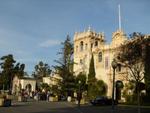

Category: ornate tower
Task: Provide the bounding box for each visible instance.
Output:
[73,27,105,76]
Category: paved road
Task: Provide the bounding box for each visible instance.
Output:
[0,101,80,113]
[0,100,150,113]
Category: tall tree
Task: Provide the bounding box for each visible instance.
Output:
[33,61,51,79]
[88,54,96,81]
[0,54,16,90]
[0,54,25,90]
[87,54,97,99]
[53,35,74,96]
[143,36,150,97]
[117,32,150,113]
[14,63,25,78]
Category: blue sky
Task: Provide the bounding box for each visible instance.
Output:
[0,0,149,74]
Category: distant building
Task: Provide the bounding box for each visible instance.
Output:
[12,76,36,95]
[12,72,62,95]
[43,73,62,86]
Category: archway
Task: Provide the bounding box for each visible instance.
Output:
[18,83,22,92]
[14,84,17,95]
[116,80,124,101]
[80,41,84,51]
[25,84,32,95]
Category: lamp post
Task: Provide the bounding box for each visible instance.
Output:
[78,80,81,108]
[111,59,118,113]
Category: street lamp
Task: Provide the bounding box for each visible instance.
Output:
[78,80,81,108]
[111,59,118,113]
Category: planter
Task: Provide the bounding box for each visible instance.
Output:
[49,96,58,102]
[0,98,4,107]
[67,96,72,102]
[0,98,11,107]
[80,99,85,104]
[75,99,85,105]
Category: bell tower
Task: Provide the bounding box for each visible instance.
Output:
[73,27,105,76]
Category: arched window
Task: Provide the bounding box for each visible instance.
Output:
[85,43,88,50]
[76,46,78,52]
[80,59,83,64]
[95,41,98,47]
[80,41,84,51]
[91,43,93,49]
[25,84,32,92]
[116,64,121,72]
[98,52,102,62]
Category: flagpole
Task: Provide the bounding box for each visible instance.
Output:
[118,4,121,30]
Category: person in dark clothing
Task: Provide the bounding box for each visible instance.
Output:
[77,92,82,107]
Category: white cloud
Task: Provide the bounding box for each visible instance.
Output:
[39,39,61,47]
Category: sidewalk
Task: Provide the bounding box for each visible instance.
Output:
[118,104,150,108]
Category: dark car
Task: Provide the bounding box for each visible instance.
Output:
[90,96,117,106]
[58,95,67,101]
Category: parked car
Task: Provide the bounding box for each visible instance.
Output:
[61,96,67,101]
[58,95,67,101]
[90,96,117,106]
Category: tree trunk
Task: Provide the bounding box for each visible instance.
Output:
[137,82,141,113]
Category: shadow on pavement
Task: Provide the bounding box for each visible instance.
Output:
[30,103,150,113]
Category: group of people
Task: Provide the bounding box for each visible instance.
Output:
[34,90,51,101]
[18,89,82,103]
[19,89,51,101]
